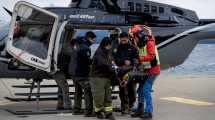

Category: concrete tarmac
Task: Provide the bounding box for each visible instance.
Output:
[0,74,215,120]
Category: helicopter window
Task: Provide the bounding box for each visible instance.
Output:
[69,0,91,8]
[151,6,157,13]
[144,4,150,13]
[101,0,121,12]
[159,7,165,14]
[175,16,196,25]
[136,3,142,13]
[89,0,105,9]
[128,2,134,12]
[171,8,184,15]
[12,7,55,60]
[89,0,99,8]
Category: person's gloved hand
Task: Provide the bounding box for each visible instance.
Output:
[120,80,128,87]
[142,25,152,37]
[120,73,129,87]
[112,64,119,71]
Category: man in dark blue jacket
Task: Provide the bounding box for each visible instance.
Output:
[73,31,96,117]
[114,32,138,115]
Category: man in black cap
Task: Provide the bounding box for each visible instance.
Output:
[73,31,96,117]
[114,32,138,115]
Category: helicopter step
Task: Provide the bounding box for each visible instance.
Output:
[6,79,119,102]
[14,91,119,97]
[5,96,118,102]
[14,92,75,96]
[5,79,119,115]
[12,84,75,88]
[5,96,75,102]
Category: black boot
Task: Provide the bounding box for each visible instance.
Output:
[84,111,95,117]
[96,111,105,119]
[105,112,116,120]
[56,99,64,110]
[121,108,129,115]
[140,112,153,119]
[73,109,84,115]
[130,103,144,118]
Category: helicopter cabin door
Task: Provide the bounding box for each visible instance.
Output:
[7,1,59,72]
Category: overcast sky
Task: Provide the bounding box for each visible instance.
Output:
[0,0,214,21]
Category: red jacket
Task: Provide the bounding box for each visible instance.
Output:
[139,36,160,75]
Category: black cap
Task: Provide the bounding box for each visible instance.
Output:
[86,31,97,38]
[119,32,129,38]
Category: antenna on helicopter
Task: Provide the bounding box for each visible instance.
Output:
[3,7,21,20]
[3,7,12,16]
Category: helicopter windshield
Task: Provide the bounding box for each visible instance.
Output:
[12,6,55,59]
[7,2,59,72]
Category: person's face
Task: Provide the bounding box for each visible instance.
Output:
[88,37,96,44]
[120,37,129,45]
[105,44,112,50]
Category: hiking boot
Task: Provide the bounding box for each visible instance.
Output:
[140,112,153,119]
[84,111,95,117]
[121,109,129,115]
[73,109,84,115]
[130,103,144,118]
[57,106,72,111]
[96,111,105,119]
[105,113,116,120]
[56,106,64,110]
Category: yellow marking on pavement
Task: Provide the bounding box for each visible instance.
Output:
[160,97,214,106]
[0,100,17,106]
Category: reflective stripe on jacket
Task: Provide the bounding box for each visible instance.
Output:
[139,36,160,75]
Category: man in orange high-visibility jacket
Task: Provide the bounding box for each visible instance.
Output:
[129,25,160,119]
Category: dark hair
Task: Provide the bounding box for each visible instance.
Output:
[119,32,129,38]
[100,37,112,48]
[111,28,121,35]
[86,31,96,39]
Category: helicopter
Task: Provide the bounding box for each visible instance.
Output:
[0,0,214,79]
[0,0,214,115]
[0,0,214,106]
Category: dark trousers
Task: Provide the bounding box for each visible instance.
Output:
[90,77,113,113]
[73,78,93,113]
[54,72,71,109]
[119,79,136,111]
